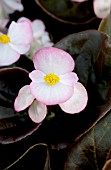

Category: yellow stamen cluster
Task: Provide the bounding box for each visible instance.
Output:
[44,73,60,86]
[0,34,10,44]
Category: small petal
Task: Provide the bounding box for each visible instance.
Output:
[33,47,74,75]
[17,17,31,24]
[59,82,88,114]
[32,19,45,38]
[30,82,74,105]
[41,32,51,44]
[29,70,45,83]
[60,72,78,86]
[8,21,33,53]
[28,100,47,123]
[93,0,111,18]
[3,0,24,13]
[0,44,20,66]
[14,85,35,112]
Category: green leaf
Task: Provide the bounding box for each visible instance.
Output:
[64,110,111,170]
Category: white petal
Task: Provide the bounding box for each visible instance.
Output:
[14,85,35,112]
[32,19,45,38]
[30,82,74,105]
[33,47,74,75]
[59,82,88,114]
[94,0,111,18]
[41,32,51,44]
[9,43,31,54]
[28,100,47,123]
[8,21,33,53]
[0,44,20,66]
[29,70,45,83]
[2,0,23,14]
[60,72,78,86]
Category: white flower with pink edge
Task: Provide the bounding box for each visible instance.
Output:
[14,47,88,123]
[0,20,33,66]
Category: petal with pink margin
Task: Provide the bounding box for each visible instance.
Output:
[8,21,33,53]
[14,85,35,112]
[30,81,74,105]
[28,100,47,123]
[33,47,74,75]
[0,43,20,66]
[59,82,88,114]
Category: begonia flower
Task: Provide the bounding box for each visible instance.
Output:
[17,17,53,60]
[0,0,24,18]
[0,20,33,66]
[29,47,88,110]
[71,0,111,19]
[14,85,47,123]
[29,47,78,105]
[14,47,88,123]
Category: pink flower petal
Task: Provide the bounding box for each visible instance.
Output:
[60,72,78,86]
[29,70,45,83]
[59,82,88,114]
[30,82,74,105]
[32,19,45,38]
[8,21,33,53]
[17,17,31,24]
[93,0,111,18]
[28,100,47,123]
[0,44,20,66]
[33,47,74,75]
[14,85,35,112]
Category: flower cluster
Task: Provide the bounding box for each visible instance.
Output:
[71,0,111,19]
[17,17,54,60]
[0,0,88,124]
[14,47,88,123]
[0,20,33,66]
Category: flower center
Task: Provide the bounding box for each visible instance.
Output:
[0,34,10,44]
[44,73,60,86]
